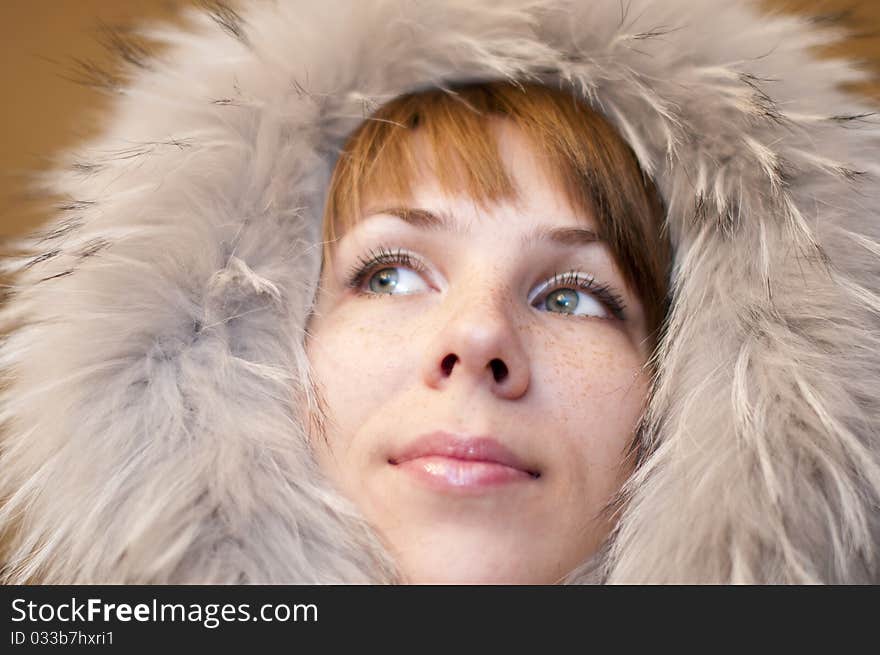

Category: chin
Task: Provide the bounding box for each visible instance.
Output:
[370,507,592,585]
[401,563,559,585]
[391,543,567,585]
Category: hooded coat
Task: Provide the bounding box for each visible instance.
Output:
[1,0,879,585]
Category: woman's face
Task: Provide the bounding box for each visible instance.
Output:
[304,120,651,583]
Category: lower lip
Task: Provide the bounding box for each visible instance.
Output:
[394,456,535,492]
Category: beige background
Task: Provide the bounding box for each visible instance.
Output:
[1,0,879,238]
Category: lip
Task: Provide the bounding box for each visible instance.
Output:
[389,431,540,492]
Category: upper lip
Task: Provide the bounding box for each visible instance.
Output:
[389,431,539,477]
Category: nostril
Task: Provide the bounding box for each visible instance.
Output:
[441,353,457,376]
[489,358,508,382]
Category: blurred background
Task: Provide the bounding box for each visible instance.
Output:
[1,0,879,239]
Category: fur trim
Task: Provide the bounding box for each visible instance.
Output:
[1,0,878,583]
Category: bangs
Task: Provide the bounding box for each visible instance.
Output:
[321,80,671,355]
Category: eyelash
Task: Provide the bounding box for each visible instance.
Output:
[344,245,628,321]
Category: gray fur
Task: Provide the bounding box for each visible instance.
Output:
[1,0,878,583]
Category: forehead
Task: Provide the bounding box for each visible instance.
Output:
[362,118,596,234]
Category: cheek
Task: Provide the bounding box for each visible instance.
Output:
[306,303,420,446]
[532,322,646,479]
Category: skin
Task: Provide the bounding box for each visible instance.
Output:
[304,119,651,584]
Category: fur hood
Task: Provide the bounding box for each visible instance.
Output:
[1,0,879,584]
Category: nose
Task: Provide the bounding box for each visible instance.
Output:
[421,290,530,400]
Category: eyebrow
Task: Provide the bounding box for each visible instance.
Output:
[367,206,606,249]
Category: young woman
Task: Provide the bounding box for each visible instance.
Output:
[0,0,878,584]
[304,81,671,583]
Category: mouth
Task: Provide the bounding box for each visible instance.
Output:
[388,431,541,492]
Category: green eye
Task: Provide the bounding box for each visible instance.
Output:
[369,268,399,293]
[347,247,429,296]
[531,270,624,320]
[359,263,428,295]
[541,287,606,318]
[545,288,579,313]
